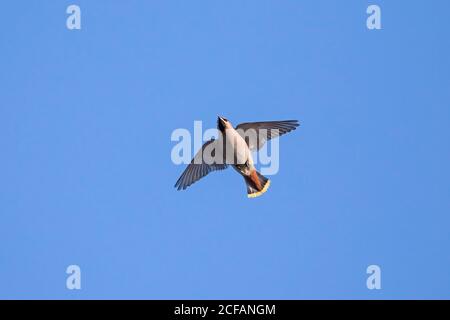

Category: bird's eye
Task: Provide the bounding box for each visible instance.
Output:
[223,118,228,122]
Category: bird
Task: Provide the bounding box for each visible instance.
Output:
[174,116,299,198]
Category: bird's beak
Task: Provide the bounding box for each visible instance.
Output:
[218,116,225,123]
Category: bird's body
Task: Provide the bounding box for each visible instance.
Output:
[175,116,299,198]
[223,127,250,166]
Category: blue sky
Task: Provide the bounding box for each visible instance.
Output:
[1,1,449,299]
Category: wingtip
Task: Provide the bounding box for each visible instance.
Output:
[290,120,300,127]
[281,119,300,129]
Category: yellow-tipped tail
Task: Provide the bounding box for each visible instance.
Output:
[247,179,271,198]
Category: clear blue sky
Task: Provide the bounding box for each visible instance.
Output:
[1,1,449,299]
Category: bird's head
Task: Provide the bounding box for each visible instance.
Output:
[217,116,232,132]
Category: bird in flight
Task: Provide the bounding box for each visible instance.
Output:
[175,116,299,198]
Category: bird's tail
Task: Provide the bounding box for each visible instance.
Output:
[244,170,271,198]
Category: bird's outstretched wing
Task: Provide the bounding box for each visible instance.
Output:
[235,120,299,151]
[174,139,228,190]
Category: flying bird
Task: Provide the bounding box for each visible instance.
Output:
[174,116,299,198]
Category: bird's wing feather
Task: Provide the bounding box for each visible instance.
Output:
[235,120,299,151]
[174,139,228,190]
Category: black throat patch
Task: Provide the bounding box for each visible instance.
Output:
[217,119,226,132]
